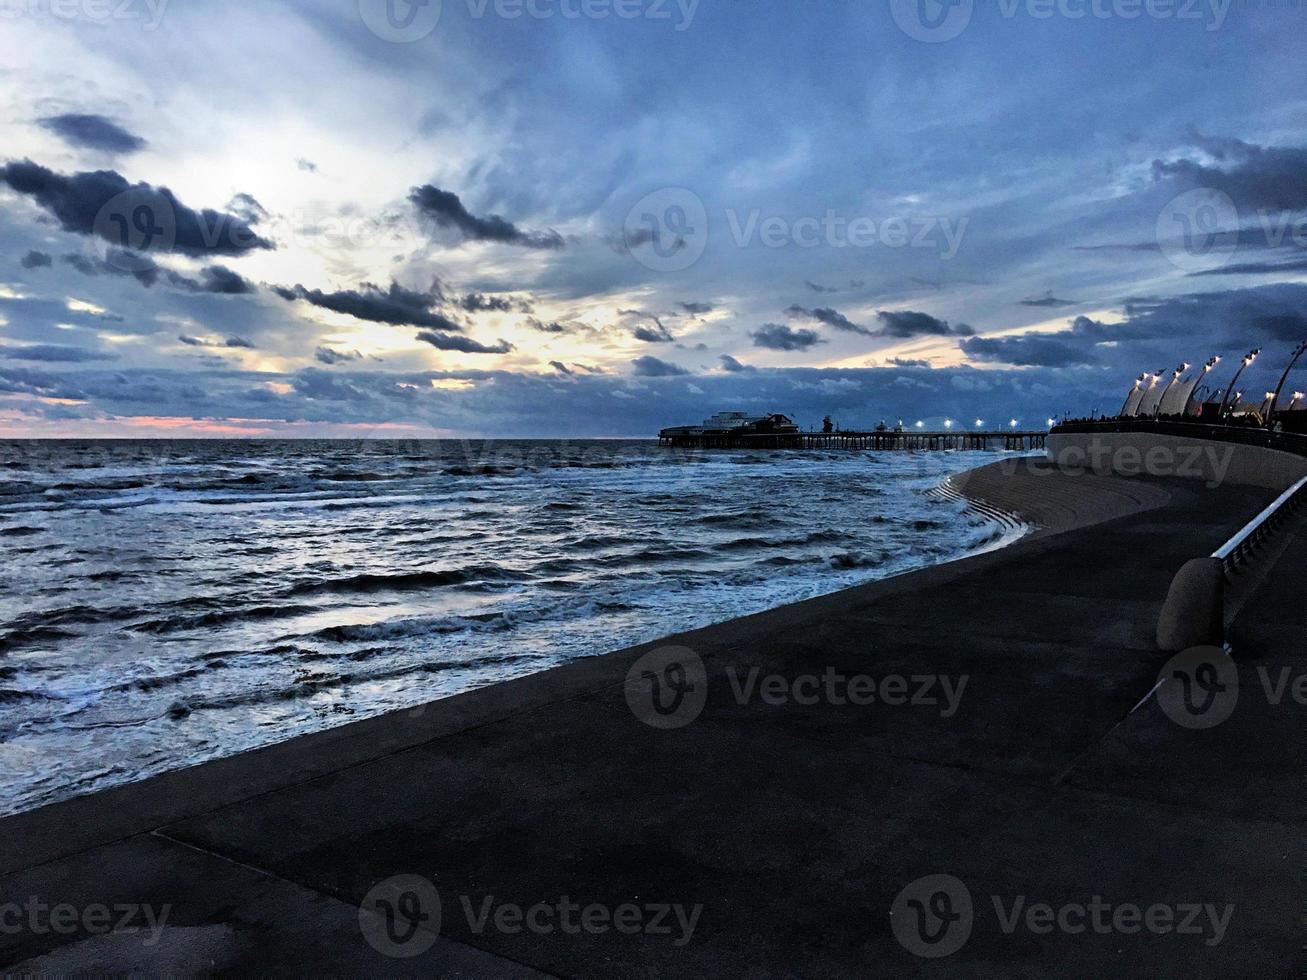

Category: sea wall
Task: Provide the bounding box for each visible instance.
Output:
[1046,431,1307,490]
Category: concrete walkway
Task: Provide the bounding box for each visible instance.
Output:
[1,463,1302,976]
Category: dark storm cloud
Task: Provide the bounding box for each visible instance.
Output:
[1019,292,1077,307]
[631,355,689,377]
[679,301,713,314]
[38,114,146,154]
[274,281,461,331]
[409,184,564,249]
[415,331,514,354]
[0,161,273,257]
[875,310,974,338]
[178,335,255,349]
[960,333,1098,368]
[1188,257,1307,277]
[0,342,115,362]
[785,305,874,336]
[315,347,363,365]
[621,310,674,343]
[1153,136,1307,212]
[719,354,755,372]
[60,250,255,294]
[20,250,52,269]
[526,317,571,334]
[752,323,823,351]
[959,284,1307,374]
[457,291,520,313]
[549,360,573,375]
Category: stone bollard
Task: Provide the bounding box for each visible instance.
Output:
[1156,557,1226,652]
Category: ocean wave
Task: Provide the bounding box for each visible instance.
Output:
[287,564,532,596]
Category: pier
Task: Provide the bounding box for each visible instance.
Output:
[657,428,1049,451]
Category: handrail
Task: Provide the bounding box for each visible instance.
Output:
[1212,474,1307,572]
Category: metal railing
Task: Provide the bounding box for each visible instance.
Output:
[1212,474,1307,577]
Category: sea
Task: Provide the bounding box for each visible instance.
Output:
[0,439,1029,815]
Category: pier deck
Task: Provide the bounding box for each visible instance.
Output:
[1,461,1302,976]
[658,429,1048,450]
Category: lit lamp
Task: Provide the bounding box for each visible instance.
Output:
[915,420,925,429]
[975,419,984,428]
[1183,355,1222,416]
[1009,419,1019,429]
[1046,417,1056,429]
[1265,340,1307,429]
[944,419,953,430]
[1219,348,1261,417]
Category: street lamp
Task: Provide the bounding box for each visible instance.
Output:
[944,419,953,430]
[1266,340,1307,428]
[915,420,925,429]
[975,419,984,428]
[1009,419,1019,429]
[1183,356,1221,416]
[1219,348,1261,417]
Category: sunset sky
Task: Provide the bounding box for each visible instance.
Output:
[2,0,1306,436]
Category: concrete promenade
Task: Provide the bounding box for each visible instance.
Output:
[1,460,1303,976]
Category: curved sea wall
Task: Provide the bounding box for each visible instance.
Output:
[1046,431,1307,490]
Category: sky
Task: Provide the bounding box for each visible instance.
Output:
[1,0,1306,437]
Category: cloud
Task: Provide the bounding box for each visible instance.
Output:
[61,250,255,294]
[621,310,674,343]
[960,333,1098,367]
[679,301,713,314]
[0,342,115,362]
[1019,292,1077,307]
[415,331,514,354]
[719,354,755,372]
[549,360,573,375]
[889,357,931,368]
[526,317,571,334]
[805,281,840,293]
[20,250,52,269]
[631,355,689,377]
[297,158,319,173]
[274,280,459,331]
[315,346,363,365]
[457,291,523,313]
[786,305,874,336]
[178,334,255,349]
[1153,135,1307,211]
[1188,257,1307,277]
[0,160,274,257]
[38,114,146,154]
[876,310,974,337]
[409,184,563,249]
[752,323,823,351]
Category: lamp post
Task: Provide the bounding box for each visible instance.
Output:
[1266,340,1307,428]
[1218,349,1261,417]
[1183,356,1221,416]
[1154,363,1189,417]
[1120,374,1145,417]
